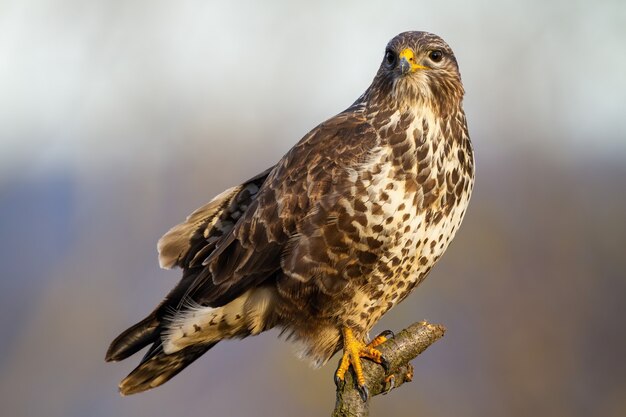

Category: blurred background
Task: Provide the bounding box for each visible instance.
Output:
[1,0,625,416]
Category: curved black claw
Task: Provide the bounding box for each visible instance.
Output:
[334,374,345,389]
[334,359,345,389]
[380,355,390,372]
[378,329,395,339]
[382,375,395,395]
[357,384,370,402]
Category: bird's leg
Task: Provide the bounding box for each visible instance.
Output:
[334,327,389,401]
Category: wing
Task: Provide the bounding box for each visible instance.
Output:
[157,167,273,270]
[107,105,378,370]
[187,105,380,305]
[106,168,274,362]
[278,111,383,295]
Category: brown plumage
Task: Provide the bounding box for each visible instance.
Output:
[106,31,474,397]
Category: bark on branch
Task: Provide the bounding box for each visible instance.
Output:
[332,321,446,417]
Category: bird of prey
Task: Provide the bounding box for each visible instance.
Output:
[106,31,474,400]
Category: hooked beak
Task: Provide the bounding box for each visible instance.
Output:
[399,48,429,74]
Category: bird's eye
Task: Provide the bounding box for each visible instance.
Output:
[429,50,443,63]
[384,50,397,68]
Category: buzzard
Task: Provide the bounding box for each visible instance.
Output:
[106,31,474,400]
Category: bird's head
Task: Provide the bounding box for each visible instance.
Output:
[369,31,464,116]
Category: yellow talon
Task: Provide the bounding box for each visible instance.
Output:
[368,334,389,349]
[404,363,414,382]
[335,328,367,386]
[334,327,387,401]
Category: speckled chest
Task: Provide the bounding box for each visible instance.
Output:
[342,109,474,331]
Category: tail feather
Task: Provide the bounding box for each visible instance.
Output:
[107,169,275,394]
[106,267,202,363]
[106,309,218,396]
[118,342,217,396]
[106,315,160,362]
[106,270,210,393]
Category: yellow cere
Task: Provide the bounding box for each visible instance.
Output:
[399,48,429,72]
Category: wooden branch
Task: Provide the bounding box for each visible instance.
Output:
[332,321,446,417]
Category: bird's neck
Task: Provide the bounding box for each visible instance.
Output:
[360,73,464,120]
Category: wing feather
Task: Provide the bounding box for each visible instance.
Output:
[157,167,273,270]
[189,106,379,303]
